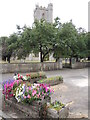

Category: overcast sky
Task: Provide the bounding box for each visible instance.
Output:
[0,0,89,37]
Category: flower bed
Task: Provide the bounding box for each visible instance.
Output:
[5,96,51,118]
[47,101,69,118]
[37,76,63,86]
[2,77,54,118]
[14,72,47,83]
[1,73,69,118]
[2,79,23,99]
[26,72,47,83]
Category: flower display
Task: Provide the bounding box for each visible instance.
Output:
[13,73,27,81]
[2,74,54,104]
[2,79,22,99]
[15,84,26,102]
[14,83,53,103]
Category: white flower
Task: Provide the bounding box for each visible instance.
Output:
[23,76,27,80]
[15,84,25,102]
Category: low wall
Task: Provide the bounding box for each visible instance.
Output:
[1,62,62,74]
[71,62,89,69]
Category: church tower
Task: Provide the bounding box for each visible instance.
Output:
[34,3,53,23]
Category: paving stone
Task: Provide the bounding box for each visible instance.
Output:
[0,110,11,118]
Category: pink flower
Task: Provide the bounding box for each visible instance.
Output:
[29,87,31,90]
[50,89,52,93]
[39,92,40,95]
[33,90,36,94]
[37,87,39,90]
[26,89,28,92]
[32,92,34,96]
[37,94,39,98]
[45,88,48,92]
[24,96,26,99]
[27,94,31,99]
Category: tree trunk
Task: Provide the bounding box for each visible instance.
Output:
[76,57,79,62]
[7,55,11,63]
[2,56,6,61]
[55,57,59,62]
[69,57,72,66]
[40,44,43,62]
[40,51,43,62]
[88,57,90,61]
[7,57,10,63]
[56,58,58,62]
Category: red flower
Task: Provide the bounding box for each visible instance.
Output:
[26,74,28,77]
[18,74,20,77]
[21,76,23,79]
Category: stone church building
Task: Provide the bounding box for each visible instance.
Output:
[34,3,53,23]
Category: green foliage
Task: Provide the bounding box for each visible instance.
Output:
[38,76,63,83]
[15,19,60,62]
[49,100,65,111]
[56,21,78,58]
[0,17,89,62]
[0,36,8,61]
[26,72,47,80]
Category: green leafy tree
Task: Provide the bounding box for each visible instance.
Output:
[54,20,78,64]
[17,19,60,62]
[76,28,88,60]
[0,36,8,61]
[15,26,32,60]
[31,19,58,62]
[87,32,90,60]
[5,33,18,63]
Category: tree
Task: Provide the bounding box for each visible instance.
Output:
[55,21,79,64]
[87,32,90,60]
[17,19,59,62]
[15,26,32,60]
[0,36,8,61]
[76,28,88,60]
[31,19,59,62]
[3,33,18,63]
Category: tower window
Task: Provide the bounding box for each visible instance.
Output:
[42,13,44,16]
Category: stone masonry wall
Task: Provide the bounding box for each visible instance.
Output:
[1,62,62,73]
[71,62,89,69]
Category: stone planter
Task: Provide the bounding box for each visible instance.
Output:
[27,77,47,84]
[5,96,51,118]
[47,104,69,118]
[37,77,63,86]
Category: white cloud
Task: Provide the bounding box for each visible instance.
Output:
[0,0,89,37]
